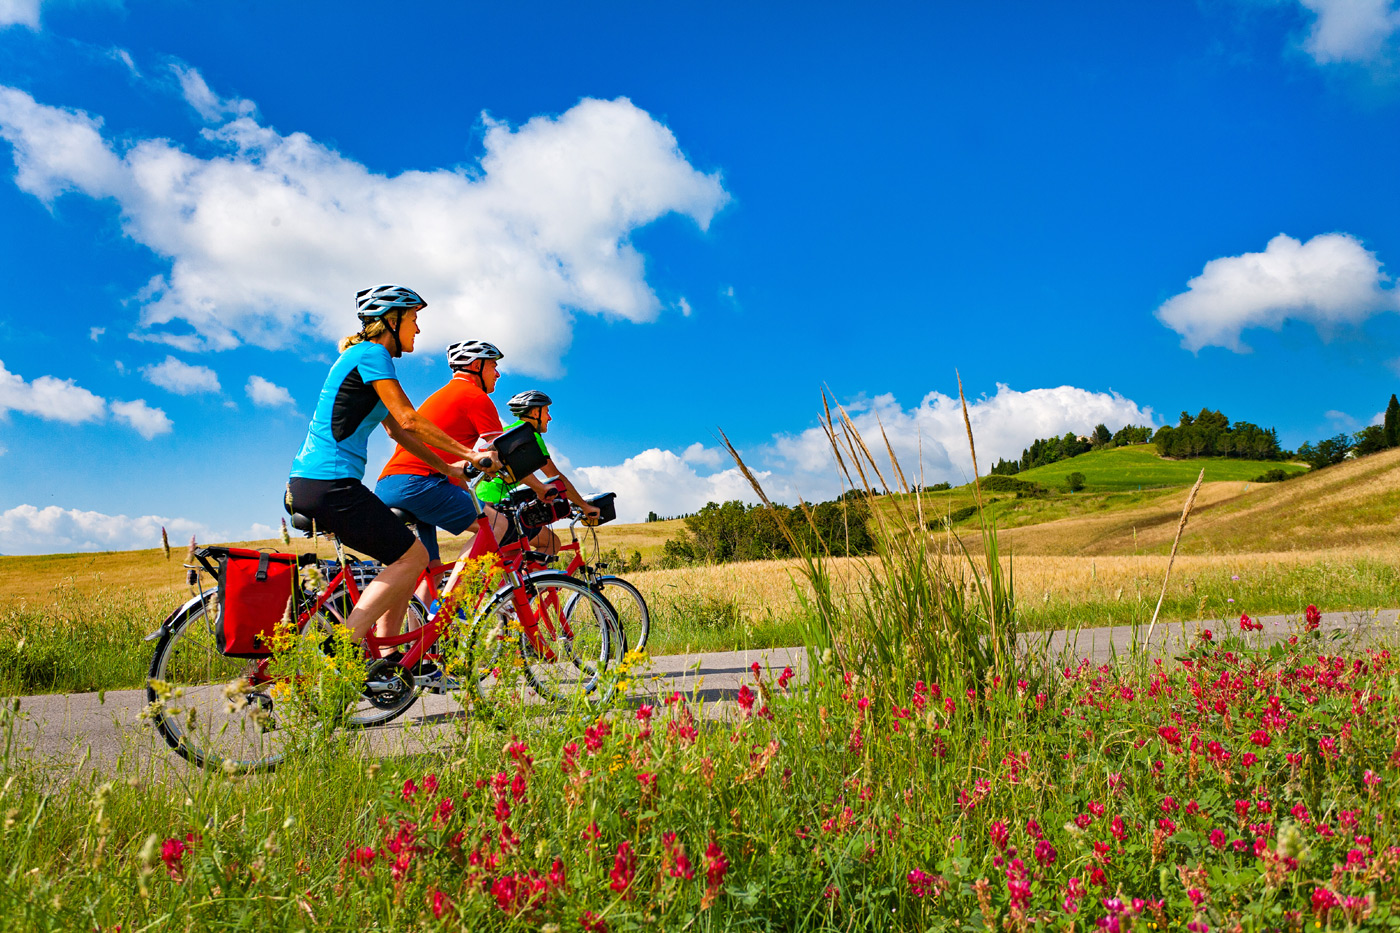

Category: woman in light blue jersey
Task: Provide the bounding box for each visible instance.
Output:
[286,285,495,648]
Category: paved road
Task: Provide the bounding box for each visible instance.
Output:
[7,609,1396,777]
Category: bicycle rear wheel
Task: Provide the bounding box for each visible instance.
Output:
[467,573,617,705]
[146,595,288,773]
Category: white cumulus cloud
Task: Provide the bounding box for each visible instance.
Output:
[0,358,106,423]
[573,448,781,523]
[771,384,1157,499]
[0,0,40,29]
[141,354,220,394]
[1296,0,1400,65]
[0,77,729,377]
[0,504,241,555]
[110,398,171,438]
[572,383,1156,521]
[681,442,724,468]
[1155,232,1397,352]
[245,374,294,408]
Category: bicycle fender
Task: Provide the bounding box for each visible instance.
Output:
[144,589,217,642]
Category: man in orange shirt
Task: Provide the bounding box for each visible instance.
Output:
[375,340,508,563]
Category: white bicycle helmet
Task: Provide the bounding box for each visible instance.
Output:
[508,390,553,417]
[447,340,504,372]
[355,284,426,321]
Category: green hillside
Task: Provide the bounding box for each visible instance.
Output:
[881,445,1314,538]
[1012,444,1308,491]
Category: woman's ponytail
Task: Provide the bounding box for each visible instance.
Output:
[338,312,401,353]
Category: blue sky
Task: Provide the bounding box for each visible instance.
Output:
[2,0,1399,553]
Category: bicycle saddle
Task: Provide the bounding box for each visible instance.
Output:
[289,512,316,535]
[389,507,421,525]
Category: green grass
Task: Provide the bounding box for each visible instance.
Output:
[2,630,1397,929]
[1018,553,1400,631]
[1012,444,1308,491]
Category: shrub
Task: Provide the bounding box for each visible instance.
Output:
[1065,471,1086,492]
[1251,468,1292,483]
[927,505,978,528]
[977,475,1036,494]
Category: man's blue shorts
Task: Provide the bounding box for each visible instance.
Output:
[374,473,480,562]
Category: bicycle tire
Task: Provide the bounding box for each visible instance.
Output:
[592,575,649,653]
[146,593,288,773]
[466,572,618,706]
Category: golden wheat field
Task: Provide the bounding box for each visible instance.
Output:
[616,545,1400,622]
[2,446,1396,624]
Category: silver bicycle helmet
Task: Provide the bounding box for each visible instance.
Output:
[508,389,553,417]
[355,284,426,321]
[447,340,504,371]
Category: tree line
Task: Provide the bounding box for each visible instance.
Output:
[1294,394,1400,470]
[990,424,1153,476]
[659,497,875,568]
[1151,409,1283,461]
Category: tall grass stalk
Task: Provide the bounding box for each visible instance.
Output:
[1145,467,1205,644]
[722,386,1020,702]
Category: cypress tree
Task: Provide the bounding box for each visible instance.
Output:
[1385,394,1400,448]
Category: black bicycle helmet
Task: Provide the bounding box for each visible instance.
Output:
[508,390,553,417]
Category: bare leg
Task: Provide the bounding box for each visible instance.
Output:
[530,527,562,556]
[348,540,428,649]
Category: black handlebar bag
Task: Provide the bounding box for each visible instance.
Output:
[212,547,298,658]
[493,422,548,484]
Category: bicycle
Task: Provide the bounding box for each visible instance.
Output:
[519,490,651,654]
[144,476,621,773]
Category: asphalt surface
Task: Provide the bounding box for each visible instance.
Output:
[7,609,1396,777]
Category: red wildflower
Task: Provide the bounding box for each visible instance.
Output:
[736,684,755,715]
[160,837,189,881]
[581,911,608,933]
[908,867,934,898]
[1250,729,1271,748]
[1305,605,1321,632]
[609,841,637,898]
[1034,838,1057,867]
[1199,629,1214,642]
[428,887,453,919]
[778,666,794,690]
[705,840,729,887]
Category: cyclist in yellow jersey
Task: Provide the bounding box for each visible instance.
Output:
[477,390,599,554]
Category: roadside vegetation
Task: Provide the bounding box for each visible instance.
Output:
[2,399,1397,930]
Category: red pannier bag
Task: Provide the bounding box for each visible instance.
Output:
[213,547,299,659]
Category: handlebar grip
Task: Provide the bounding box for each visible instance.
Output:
[462,462,482,480]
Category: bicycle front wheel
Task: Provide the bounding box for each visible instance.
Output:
[146,594,288,773]
[593,575,650,653]
[468,573,617,705]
